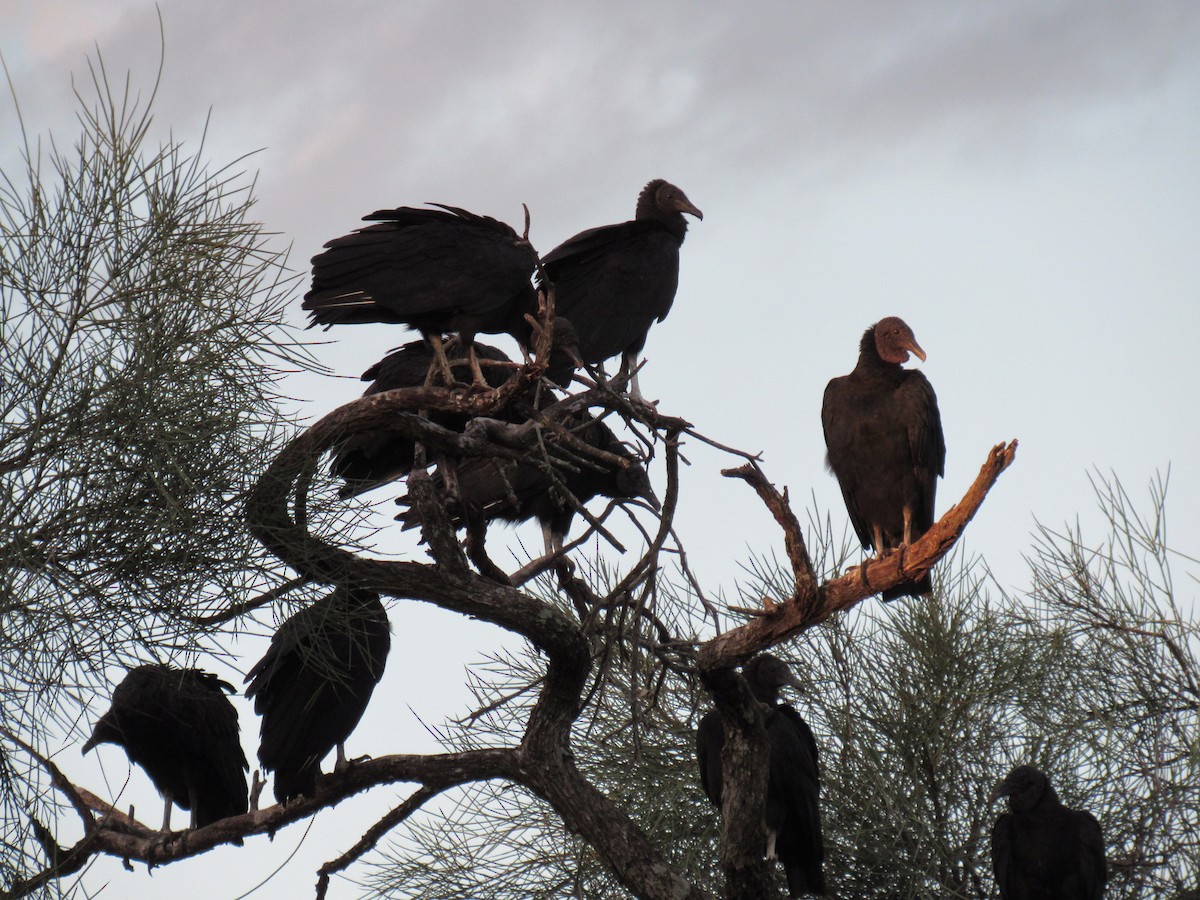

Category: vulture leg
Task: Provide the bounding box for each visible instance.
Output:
[466,341,492,389]
[871,525,886,558]
[766,828,778,861]
[249,771,265,811]
[424,332,457,386]
[621,350,644,402]
[542,522,568,557]
[902,505,916,546]
[334,742,349,773]
[161,797,173,832]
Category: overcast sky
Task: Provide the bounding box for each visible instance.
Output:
[5,2,1200,897]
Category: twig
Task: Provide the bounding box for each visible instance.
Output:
[315,785,445,900]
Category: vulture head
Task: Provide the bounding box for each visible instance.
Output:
[872,316,926,365]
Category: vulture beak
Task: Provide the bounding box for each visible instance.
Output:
[989,774,1014,803]
[907,339,927,363]
[680,199,704,220]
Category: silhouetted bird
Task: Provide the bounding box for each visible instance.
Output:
[83,665,248,832]
[821,317,945,600]
[395,411,657,557]
[696,654,825,897]
[245,587,391,804]
[303,204,538,385]
[540,179,702,399]
[991,765,1106,899]
[331,321,582,499]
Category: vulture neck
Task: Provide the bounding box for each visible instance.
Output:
[1013,780,1059,814]
[855,329,898,374]
[635,185,690,242]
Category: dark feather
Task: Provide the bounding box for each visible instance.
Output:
[331,323,581,498]
[695,654,825,897]
[991,765,1106,899]
[821,317,945,600]
[303,204,538,346]
[245,587,391,804]
[395,411,656,548]
[539,179,701,371]
[83,665,248,830]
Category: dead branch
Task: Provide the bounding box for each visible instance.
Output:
[315,785,446,900]
[699,440,1018,671]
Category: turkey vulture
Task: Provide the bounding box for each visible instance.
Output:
[83,665,248,832]
[696,654,825,897]
[245,587,391,804]
[821,317,945,600]
[302,204,538,385]
[991,765,1106,899]
[395,410,657,557]
[539,179,702,399]
[331,321,582,499]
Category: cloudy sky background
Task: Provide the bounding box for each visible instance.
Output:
[5,2,1199,897]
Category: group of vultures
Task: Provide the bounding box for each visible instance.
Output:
[83,180,1105,897]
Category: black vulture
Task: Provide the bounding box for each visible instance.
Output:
[331,339,513,499]
[302,204,539,385]
[331,321,582,499]
[696,654,825,897]
[821,317,945,600]
[83,665,248,832]
[395,410,657,557]
[991,765,1106,899]
[539,179,702,399]
[244,586,391,804]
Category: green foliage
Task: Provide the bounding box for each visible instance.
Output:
[0,56,313,892]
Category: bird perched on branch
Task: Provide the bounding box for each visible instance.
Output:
[83,665,248,833]
[394,409,657,573]
[991,765,1106,899]
[331,321,582,499]
[696,654,825,897]
[821,316,945,600]
[303,204,539,386]
[245,586,391,804]
[539,179,702,399]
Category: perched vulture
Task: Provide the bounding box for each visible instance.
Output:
[991,765,1106,899]
[83,665,248,832]
[331,321,582,499]
[245,587,391,804]
[821,317,945,600]
[331,339,513,499]
[302,204,538,384]
[395,410,657,557]
[696,654,825,897]
[539,179,702,399]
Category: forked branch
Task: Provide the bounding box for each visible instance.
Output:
[700,440,1018,669]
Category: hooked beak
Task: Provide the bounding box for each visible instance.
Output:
[680,199,704,220]
[907,339,927,363]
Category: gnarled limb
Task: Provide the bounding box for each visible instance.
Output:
[701,440,1018,670]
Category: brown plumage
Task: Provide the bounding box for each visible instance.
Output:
[821,317,945,600]
[539,179,702,399]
